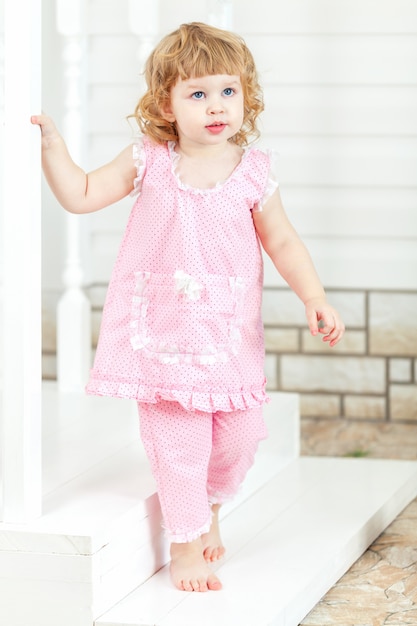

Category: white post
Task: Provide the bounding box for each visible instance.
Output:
[56,0,91,392]
[0,1,4,363]
[1,0,42,521]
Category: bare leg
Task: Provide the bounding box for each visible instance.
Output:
[170,538,222,592]
[201,504,226,562]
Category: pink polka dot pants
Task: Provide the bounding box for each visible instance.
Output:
[138,400,268,543]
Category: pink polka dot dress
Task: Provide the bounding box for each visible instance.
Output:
[86,136,278,412]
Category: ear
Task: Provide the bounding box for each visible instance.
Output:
[161,102,176,123]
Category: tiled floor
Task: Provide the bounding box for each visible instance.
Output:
[300,417,417,626]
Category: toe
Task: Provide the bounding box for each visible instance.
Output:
[212,548,220,561]
[205,546,225,562]
[203,547,213,562]
[207,573,222,591]
[182,579,193,592]
[210,549,218,562]
[198,577,209,592]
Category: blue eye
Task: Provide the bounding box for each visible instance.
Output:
[192,91,205,100]
[223,87,234,97]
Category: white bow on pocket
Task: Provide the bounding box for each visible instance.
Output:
[174,270,204,301]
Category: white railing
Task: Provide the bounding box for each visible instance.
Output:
[1,0,42,522]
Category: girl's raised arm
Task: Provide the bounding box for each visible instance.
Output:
[31,114,137,214]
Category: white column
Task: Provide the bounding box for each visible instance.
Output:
[1,0,42,521]
[0,1,4,355]
[56,0,91,392]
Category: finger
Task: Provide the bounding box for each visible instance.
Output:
[318,310,337,334]
[307,310,319,336]
[324,324,345,347]
[31,113,50,129]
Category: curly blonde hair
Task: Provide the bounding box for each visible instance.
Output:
[129,22,264,146]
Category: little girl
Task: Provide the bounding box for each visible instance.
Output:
[32,22,344,593]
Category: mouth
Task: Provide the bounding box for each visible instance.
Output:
[206,122,226,134]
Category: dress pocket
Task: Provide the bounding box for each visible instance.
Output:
[129,270,244,364]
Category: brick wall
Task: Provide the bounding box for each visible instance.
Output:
[263,288,417,422]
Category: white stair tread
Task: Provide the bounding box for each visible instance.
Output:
[96,456,417,626]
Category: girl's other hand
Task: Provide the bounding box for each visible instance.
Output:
[305,298,345,347]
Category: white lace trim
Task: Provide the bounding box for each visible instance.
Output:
[130,136,146,197]
[130,138,279,208]
[253,148,279,212]
[168,141,252,195]
[163,515,212,543]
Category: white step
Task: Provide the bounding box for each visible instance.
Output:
[96,456,417,626]
[0,387,299,626]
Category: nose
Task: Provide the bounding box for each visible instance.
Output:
[207,96,224,114]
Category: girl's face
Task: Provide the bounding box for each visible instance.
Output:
[162,74,244,148]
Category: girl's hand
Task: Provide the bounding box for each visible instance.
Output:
[305,298,345,347]
[30,114,61,149]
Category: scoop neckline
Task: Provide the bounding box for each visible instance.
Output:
[167,141,251,193]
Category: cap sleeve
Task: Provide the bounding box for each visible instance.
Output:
[253,149,279,212]
[130,135,146,197]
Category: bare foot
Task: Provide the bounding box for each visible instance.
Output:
[170,538,222,592]
[201,504,226,563]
